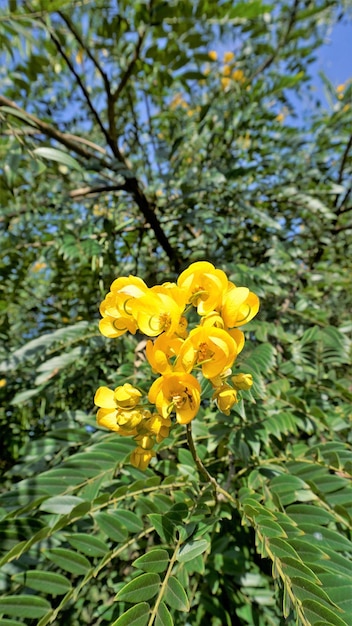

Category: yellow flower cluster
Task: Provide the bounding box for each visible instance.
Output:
[94,261,259,469]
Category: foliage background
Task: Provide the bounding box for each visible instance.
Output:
[0,1,351,625]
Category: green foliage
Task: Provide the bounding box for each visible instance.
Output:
[0,0,351,625]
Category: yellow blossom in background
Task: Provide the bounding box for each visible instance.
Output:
[221,77,231,90]
[222,64,232,77]
[336,83,345,94]
[170,93,188,109]
[223,51,235,63]
[149,372,201,424]
[213,384,238,415]
[32,261,47,272]
[0,378,6,388]
[276,113,285,123]
[208,50,218,61]
[232,373,253,390]
[130,446,156,470]
[232,69,245,83]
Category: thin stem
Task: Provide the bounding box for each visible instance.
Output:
[186,423,237,506]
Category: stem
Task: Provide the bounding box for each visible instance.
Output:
[186,423,237,506]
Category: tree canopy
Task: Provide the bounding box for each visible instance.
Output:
[0,1,351,625]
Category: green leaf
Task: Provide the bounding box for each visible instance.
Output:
[33,147,82,171]
[44,548,91,574]
[298,525,352,552]
[110,603,150,626]
[133,549,169,573]
[39,495,86,514]
[11,571,71,595]
[302,598,348,626]
[155,601,173,626]
[177,539,209,563]
[115,573,160,602]
[163,576,189,611]
[94,512,128,542]
[111,510,144,533]
[65,533,107,556]
[290,576,338,608]
[0,596,51,619]
[148,514,175,543]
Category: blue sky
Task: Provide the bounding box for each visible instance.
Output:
[313,17,351,99]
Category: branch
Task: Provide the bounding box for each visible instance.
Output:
[249,0,299,81]
[112,29,146,103]
[43,20,120,158]
[69,184,128,198]
[56,10,118,147]
[0,94,182,271]
[0,94,109,164]
[57,11,111,97]
[334,134,352,208]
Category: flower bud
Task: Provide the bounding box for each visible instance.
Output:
[114,383,142,409]
[212,384,238,415]
[130,446,156,470]
[231,373,253,390]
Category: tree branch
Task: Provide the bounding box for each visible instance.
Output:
[112,29,146,103]
[69,184,128,198]
[249,0,300,81]
[334,133,352,208]
[0,94,109,163]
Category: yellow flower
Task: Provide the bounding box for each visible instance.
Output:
[32,261,47,272]
[232,69,245,83]
[213,384,238,415]
[0,378,6,388]
[114,383,142,409]
[132,285,186,337]
[130,446,156,470]
[276,113,285,123]
[200,311,225,329]
[95,407,139,435]
[336,83,345,93]
[208,50,218,61]
[134,434,155,450]
[177,326,238,379]
[177,261,228,315]
[148,372,201,424]
[145,413,172,442]
[94,385,146,434]
[170,93,188,110]
[221,77,231,90]
[223,51,235,63]
[222,64,231,77]
[99,275,149,337]
[116,408,147,430]
[232,373,253,390]
[99,314,137,338]
[220,282,259,327]
[146,333,184,374]
[94,384,141,410]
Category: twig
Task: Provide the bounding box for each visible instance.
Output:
[0,94,109,164]
[249,0,299,81]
